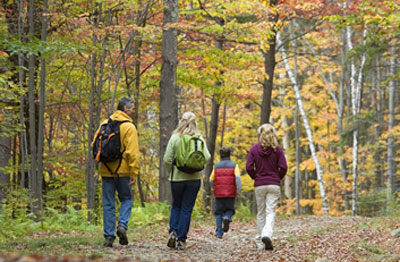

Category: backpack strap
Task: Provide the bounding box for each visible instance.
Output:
[105,119,133,176]
[104,159,123,176]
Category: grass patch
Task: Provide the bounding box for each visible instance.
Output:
[1,234,105,257]
[350,240,385,257]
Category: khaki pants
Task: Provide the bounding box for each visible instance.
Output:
[254,185,280,240]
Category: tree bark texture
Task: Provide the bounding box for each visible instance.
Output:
[36,0,48,214]
[159,0,178,203]
[28,0,41,219]
[260,0,279,125]
[85,2,99,221]
[387,46,396,195]
[203,95,220,212]
[0,136,11,203]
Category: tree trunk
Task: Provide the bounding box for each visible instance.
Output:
[295,102,301,215]
[0,136,11,203]
[373,56,385,188]
[277,32,329,215]
[159,0,178,203]
[85,1,100,222]
[201,89,208,140]
[17,0,28,189]
[260,30,277,125]
[203,94,220,212]
[346,26,367,216]
[28,0,40,219]
[339,29,350,210]
[260,0,279,124]
[219,104,227,148]
[36,0,48,214]
[280,86,292,199]
[387,46,395,197]
[133,0,146,207]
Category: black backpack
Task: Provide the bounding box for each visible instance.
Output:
[92,118,131,175]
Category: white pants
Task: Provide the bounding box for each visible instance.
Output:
[254,185,280,240]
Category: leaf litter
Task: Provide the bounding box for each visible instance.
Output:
[2,216,400,262]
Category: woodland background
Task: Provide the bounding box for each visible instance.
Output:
[0,0,399,230]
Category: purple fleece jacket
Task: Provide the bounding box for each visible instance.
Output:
[246,143,287,187]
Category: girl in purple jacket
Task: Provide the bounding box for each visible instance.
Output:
[246,123,287,250]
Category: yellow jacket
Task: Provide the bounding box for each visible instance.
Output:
[92,110,139,180]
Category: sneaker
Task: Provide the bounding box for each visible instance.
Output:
[117,226,129,245]
[215,234,223,239]
[261,236,273,250]
[176,240,186,250]
[167,231,177,248]
[103,236,114,247]
[223,217,230,232]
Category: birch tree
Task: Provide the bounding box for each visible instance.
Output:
[277,32,329,215]
[304,34,350,210]
[345,26,367,215]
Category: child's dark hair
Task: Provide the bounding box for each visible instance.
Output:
[219,146,231,158]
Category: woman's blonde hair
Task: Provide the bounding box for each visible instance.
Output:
[257,123,278,150]
[173,112,199,136]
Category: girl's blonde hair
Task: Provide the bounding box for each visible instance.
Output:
[173,112,199,136]
[257,123,278,150]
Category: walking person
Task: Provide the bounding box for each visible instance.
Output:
[93,97,139,247]
[163,112,211,250]
[246,123,287,250]
[210,146,241,238]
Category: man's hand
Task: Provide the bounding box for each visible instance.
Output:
[129,178,136,186]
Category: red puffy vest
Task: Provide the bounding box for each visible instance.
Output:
[213,159,237,198]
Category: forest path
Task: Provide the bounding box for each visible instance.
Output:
[105,216,400,262]
[2,216,400,262]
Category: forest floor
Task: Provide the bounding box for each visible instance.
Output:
[1,215,400,262]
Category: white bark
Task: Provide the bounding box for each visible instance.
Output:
[346,26,367,215]
[277,32,329,215]
[280,85,292,199]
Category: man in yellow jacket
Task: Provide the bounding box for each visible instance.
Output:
[93,97,139,247]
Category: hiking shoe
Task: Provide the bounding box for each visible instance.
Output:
[103,236,114,247]
[167,231,177,248]
[223,217,230,232]
[176,240,186,250]
[117,226,129,245]
[215,234,223,239]
[262,236,273,250]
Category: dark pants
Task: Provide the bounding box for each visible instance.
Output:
[214,197,236,237]
[169,180,201,242]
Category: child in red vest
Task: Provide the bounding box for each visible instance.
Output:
[210,146,241,238]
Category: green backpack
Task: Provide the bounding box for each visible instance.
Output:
[175,134,207,174]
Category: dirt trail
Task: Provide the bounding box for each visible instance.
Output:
[103,216,400,262]
[2,216,399,262]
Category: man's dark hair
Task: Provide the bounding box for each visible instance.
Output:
[117,97,135,111]
[219,146,231,158]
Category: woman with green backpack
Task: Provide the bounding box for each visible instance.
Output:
[163,112,211,250]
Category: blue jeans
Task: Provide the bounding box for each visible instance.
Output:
[169,180,201,241]
[214,197,236,236]
[102,177,133,238]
